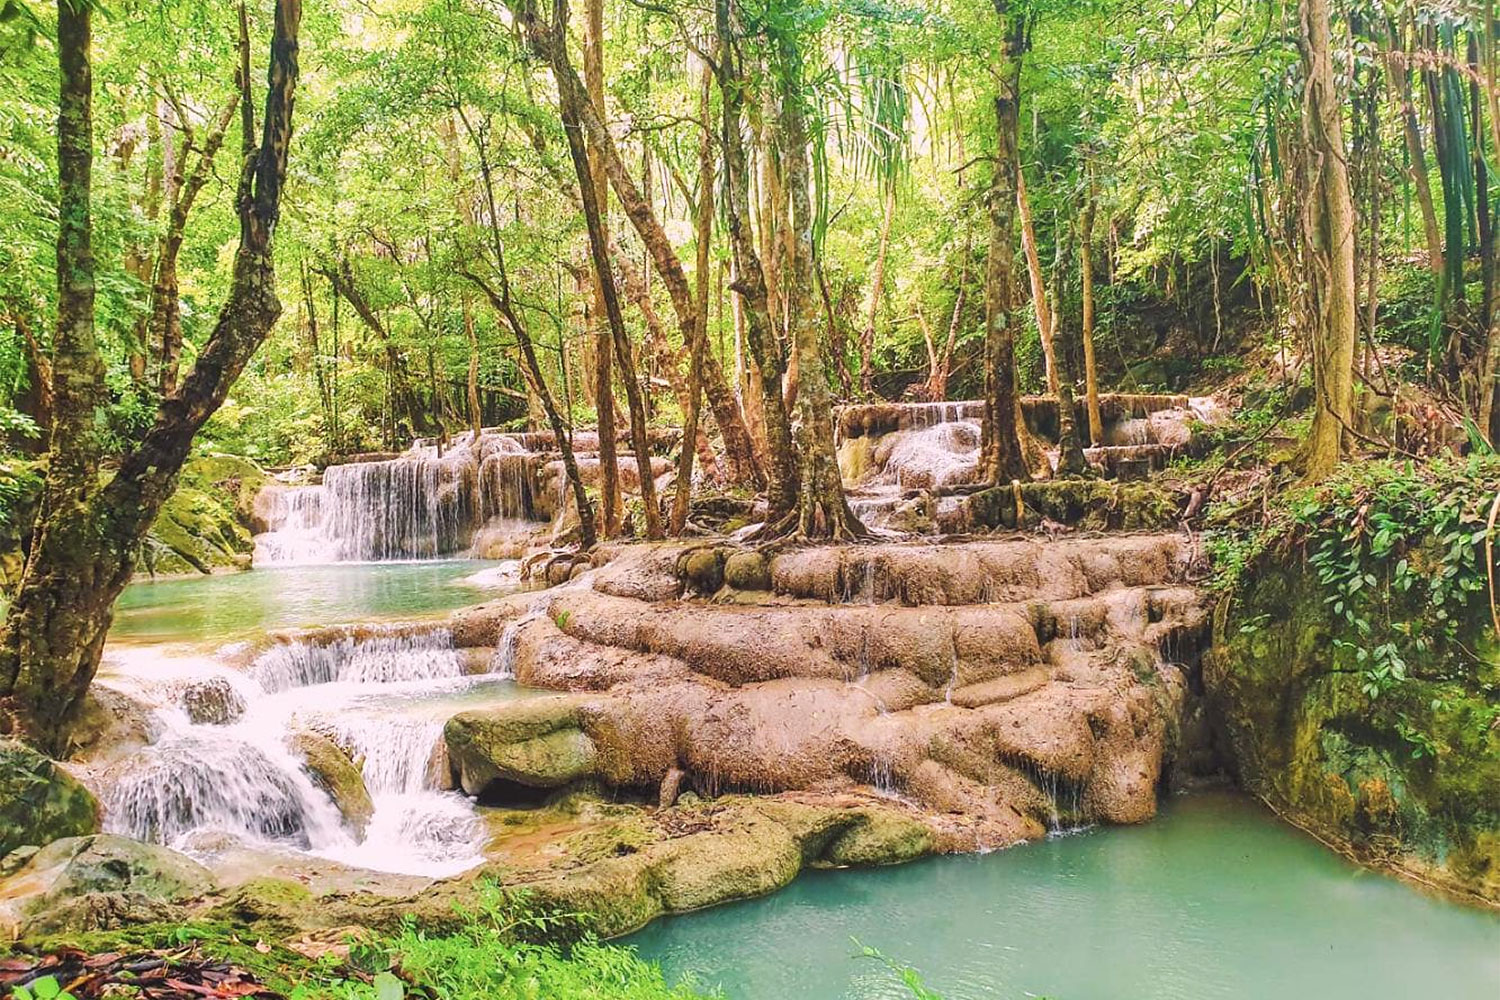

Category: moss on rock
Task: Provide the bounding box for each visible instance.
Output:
[445,696,600,796]
[1208,549,1500,904]
[0,741,98,856]
[287,730,375,837]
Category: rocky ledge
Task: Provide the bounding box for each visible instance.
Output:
[1,532,1217,942]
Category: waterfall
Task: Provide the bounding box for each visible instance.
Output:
[252,486,333,565]
[105,731,349,850]
[253,432,551,566]
[249,629,465,691]
[98,622,513,877]
[878,420,981,490]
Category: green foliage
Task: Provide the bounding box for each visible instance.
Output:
[283,886,708,1000]
[10,976,75,1000]
[1213,457,1500,702]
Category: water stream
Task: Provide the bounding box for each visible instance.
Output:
[98,561,530,878]
[628,793,1500,999]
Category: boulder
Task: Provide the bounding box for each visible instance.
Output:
[680,547,724,596]
[287,730,375,837]
[0,834,213,938]
[722,550,771,592]
[178,676,247,725]
[0,741,98,856]
[820,808,933,867]
[444,696,600,797]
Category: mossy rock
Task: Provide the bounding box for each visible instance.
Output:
[0,740,98,855]
[820,808,933,867]
[287,730,374,837]
[680,547,724,596]
[136,455,268,578]
[963,479,1179,532]
[445,696,600,796]
[212,877,316,934]
[1208,545,1500,904]
[723,550,771,592]
[3,834,214,937]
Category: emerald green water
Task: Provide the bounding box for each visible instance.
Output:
[629,793,1500,1000]
[110,561,509,645]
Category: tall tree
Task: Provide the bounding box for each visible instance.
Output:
[718,0,799,519]
[1298,0,1357,478]
[511,0,664,539]
[980,0,1029,485]
[581,0,624,536]
[770,5,863,538]
[0,0,303,754]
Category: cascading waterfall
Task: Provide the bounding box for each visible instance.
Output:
[253,432,550,566]
[100,626,510,878]
[250,629,465,691]
[106,733,343,848]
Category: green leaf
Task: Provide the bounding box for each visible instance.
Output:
[373,972,405,1000]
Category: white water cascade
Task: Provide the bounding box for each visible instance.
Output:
[253,433,550,566]
[98,629,515,878]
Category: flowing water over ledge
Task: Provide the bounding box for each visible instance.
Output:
[628,793,1500,1000]
[95,561,530,877]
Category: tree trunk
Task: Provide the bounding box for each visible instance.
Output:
[719,2,797,516]
[980,2,1029,485]
[514,0,759,492]
[1299,0,1358,479]
[1079,174,1103,445]
[582,0,622,535]
[457,96,598,549]
[774,27,862,539]
[321,260,426,438]
[524,0,662,539]
[1016,166,1058,394]
[154,95,239,395]
[1384,27,1442,286]
[1481,0,1500,440]
[860,184,895,398]
[672,61,715,535]
[717,0,799,519]
[0,0,301,754]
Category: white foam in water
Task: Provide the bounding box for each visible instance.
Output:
[98,630,502,878]
[879,420,981,489]
[250,629,465,691]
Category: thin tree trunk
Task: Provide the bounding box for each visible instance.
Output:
[0,0,301,754]
[718,0,798,518]
[320,260,426,439]
[582,0,622,534]
[456,99,598,549]
[1080,173,1103,445]
[154,94,239,395]
[513,0,759,491]
[860,183,895,398]
[1481,0,1500,440]
[1016,165,1058,394]
[521,0,661,539]
[1300,0,1358,478]
[1385,24,1443,285]
[980,2,1029,485]
[1051,223,1088,476]
[672,61,715,535]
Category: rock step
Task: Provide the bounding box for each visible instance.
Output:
[835,393,1203,440]
[585,531,1196,606]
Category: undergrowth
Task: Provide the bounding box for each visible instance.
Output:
[20,886,968,1000]
[1208,455,1500,701]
